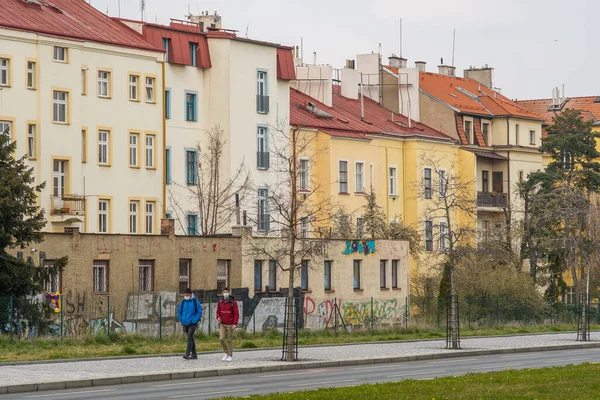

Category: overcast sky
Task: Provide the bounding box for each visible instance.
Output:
[95,0,595,100]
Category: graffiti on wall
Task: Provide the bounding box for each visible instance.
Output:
[342,240,375,256]
[246,297,286,333]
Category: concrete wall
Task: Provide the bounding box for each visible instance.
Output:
[419,93,459,140]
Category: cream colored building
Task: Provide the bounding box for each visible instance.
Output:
[0,0,164,234]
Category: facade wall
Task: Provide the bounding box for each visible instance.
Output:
[0,28,164,235]
[418,93,459,141]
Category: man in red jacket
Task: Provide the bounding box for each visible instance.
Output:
[216,287,239,362]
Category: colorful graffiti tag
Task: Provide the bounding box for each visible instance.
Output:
[342,240,375,255]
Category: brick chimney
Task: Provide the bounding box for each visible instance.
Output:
[464,65,493,88]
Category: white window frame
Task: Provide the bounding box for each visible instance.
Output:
[356,216,365,238]
[27,124,36,158]
[515,123,520,145]
[355,161,365,193]
[145,135,155,168]
[98,200,109,233]
[529,130,536,145]
[424,220,433,252]
[370,163,374,191]
[97,70,109,98]
[0,58,8,86]
[257,188,270,232]
[53,91,68,123]
[129,200,139,234]
[98,130,109,165]
[129,75,139,101]
[139,260,154,292]
[482,121,490,145]
[27,61,35,89]
[424,167,432,199]
[93,261,108,293]
[438,169,447,198]
[53,46,67,62]
[257,70,267,96]
[145,77,155,102]
[388,165,398,196]
[439,221,448,251]
[299,216,309,238]
[463,118,474,144]
[145,201,155,234]
[299,157,310,191]
[129,133,139,167]
[338,160,349,193]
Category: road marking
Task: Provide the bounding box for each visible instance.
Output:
[288,379,354,387]
[387,370,445,378]
[25,389,115,398]
[430,358,478,364]
[469,366,498,371]
[154,379,224,387]
[262,371,322,378]
[500,355,527,359]
[169,389,249,398]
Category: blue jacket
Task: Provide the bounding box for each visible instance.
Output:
[178,295,203,326]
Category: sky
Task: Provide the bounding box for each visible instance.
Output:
[93,0,596,100]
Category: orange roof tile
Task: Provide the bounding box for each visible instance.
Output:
[517,96,600,124]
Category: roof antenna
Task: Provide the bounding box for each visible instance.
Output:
[118,0,121,17]
[399,18,403,59]
[451,29,456,67]
[155,14,158,23]
[245,23,249,38]
[140,0,145,22]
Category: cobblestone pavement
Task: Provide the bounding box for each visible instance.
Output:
[0,332,598,386]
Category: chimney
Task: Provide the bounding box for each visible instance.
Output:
[415,61,426,72]
[463,65,493,89]
[438,65,456,76]
[345,59,355,69]
[388,54,407,69]
[341,67,359,100]
[161,218,175,236]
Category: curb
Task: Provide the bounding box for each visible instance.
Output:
[2,342,600,394]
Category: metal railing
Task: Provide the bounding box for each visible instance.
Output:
[477,191,507,208]
[50,194,86,215]
[256,95,269,114]
[256,151,270,169]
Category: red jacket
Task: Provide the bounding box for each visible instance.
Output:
[216,297,239,326]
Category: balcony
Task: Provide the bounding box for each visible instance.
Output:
[477,191,507,209]
[257,151,270,170]
[50,194,86,222]
[256,95,269,114]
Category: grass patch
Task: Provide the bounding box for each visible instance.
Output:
[224,363,600,399]
[0,324,594,363]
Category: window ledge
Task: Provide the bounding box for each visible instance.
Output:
[129,166,141,169]
[338,192,350,196]
[380,287,391,291]
[298,189,310,193]
[129,99,140,103]
[392,288,402,291]
[353,288,364,292]
[27,87,37,91]
[98,164,112,168]
[389,194,399,198]
[28,157,37,161]
[324,290,335,293]
[145,101,157,105]
[52,121,70,126]
[354,192,366,195]
[146,167,157,171]
[0,85,12,88]
[98,96,112,100]
[301,289,312,293]
[93,292,110,295]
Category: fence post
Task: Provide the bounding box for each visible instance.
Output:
[9,296,13,340]
[523,299,527,326]
[597,298,600,324]
[404,297,408,329]
[208,296,212,336]
[467,297,471,330]
[550,301,553,327]
[107,295,111,337]
[437,296,441,330]
[159,296,162,340]
[60,294,64,340]
[334,296,338,336]
[370,297,374,330]
[496,295,499,326]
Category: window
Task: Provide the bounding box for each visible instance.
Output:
[439,221,448,251]
[0,121,10,138]
[97,70,110,98]
[257,126,269,169]
[565,287,576,305]
[352,161,365,193]
[179,259,191,294]
[129,200,139,233]
[185,92,197,121]
[519,170,524,183]
[81,68,87,95]
[166,147,171,184]
[562,151,573,171]
[98,199,109,233]
[162,38,170,62]
[424,168,432,199]
[257,188,270,231]
[301,260,309,291]
[492,171,504,193]
[380,260,387,289]
[145,77,155,102]
[299,158,309,190]
[145,134,155,168]
[129,75,139,101]
[391,260,399,289]
[81,129,87,163]
[186,150,198,184]
[268,260,277,291]
[515,124,520,145]
[353,260,361,290]
[189,42,197,66]
[482,220,490,241]
[145,201,155,234]
[52,160,66,204]
[254,260,263,291]
[52,91,68,123]
[165,89,171,119]
[389,166,397,196]
[217,260,230,292]
[438,170,447,197]
[98,130,109,165]
[27,61,36,89]
[187,214,198,235]
[370,163,374,191]
[482,122,490,145]
[129,133,139,167]
[482,170,489,192]
[27,124,36,158]
[425,220,433,252]
[529,130,536,145]
[139,260,154,292]
[53,46,67,62]
[324,260,332,291]
[339,161,348,193]
[464,120,473,144]
[300,216,309,238]
[0,58,8,86]
[43,260,61,293]
[93,260,108,293]
[256,70,269,113]
[356,217,364,238]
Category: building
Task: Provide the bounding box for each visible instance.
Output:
[0,0,165,234]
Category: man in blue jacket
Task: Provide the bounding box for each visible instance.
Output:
[177,288,203,359]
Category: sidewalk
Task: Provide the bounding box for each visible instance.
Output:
[1,332,599,394]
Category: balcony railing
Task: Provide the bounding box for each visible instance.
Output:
[50,194,86,215]
[256,95,269,114]
[477,191,507,208]
[257,151,270,170]
[257,213,270,232]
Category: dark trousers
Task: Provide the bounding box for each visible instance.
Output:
[183,323,197,356]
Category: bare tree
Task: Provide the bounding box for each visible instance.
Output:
[169,125,252,235]
[418,152,476,349]
[246,120,336,361]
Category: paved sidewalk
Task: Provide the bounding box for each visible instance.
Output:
[1,332,599,394]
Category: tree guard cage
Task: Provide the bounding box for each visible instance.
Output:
[577,293,591,341]
[281,297,300,361]
[446,294,461,349]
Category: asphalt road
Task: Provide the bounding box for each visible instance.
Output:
[2,348,600,400]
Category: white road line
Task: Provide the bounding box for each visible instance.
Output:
[387,370,445,378]
[288,379,355,387]
[262,371,322,378]
[169,389,249,398]
[25,389,115,398]
[154,379,225,387]
[429,358,478,364]
[469,366,498,371]
[500,355,527,359]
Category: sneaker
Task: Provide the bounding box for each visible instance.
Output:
[183,355,190,360]
[225,356,232,362]
[222,354,228,361]
[190,355,198,359]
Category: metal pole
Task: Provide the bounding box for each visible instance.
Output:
[334,297,338,336]
[107,295,110,337]
[404,296,408,329]
[159,296,162,340]
[437,296,441,330]
[370,297,374,330]
[9,296,13,340]
[60,295,64,340]
[496,295,499,326]
[467,297,471,330]
[523,299,527,326]
[208,296,211,336]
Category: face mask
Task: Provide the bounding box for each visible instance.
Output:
[223,292,230,299]
[184,295,191,300]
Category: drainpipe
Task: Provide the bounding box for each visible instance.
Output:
[385,147,389,221]
[162,58,167,218]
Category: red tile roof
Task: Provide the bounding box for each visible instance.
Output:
[418,72,544,121]
[517,96,600,124]
[142,23,211,68]
[0,0,160,51]
[290,86,454,142]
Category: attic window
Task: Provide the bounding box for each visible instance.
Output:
[23,0,41,5]
[548,100,568,112]
[456,87,479,100]
[594,96,600,104]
